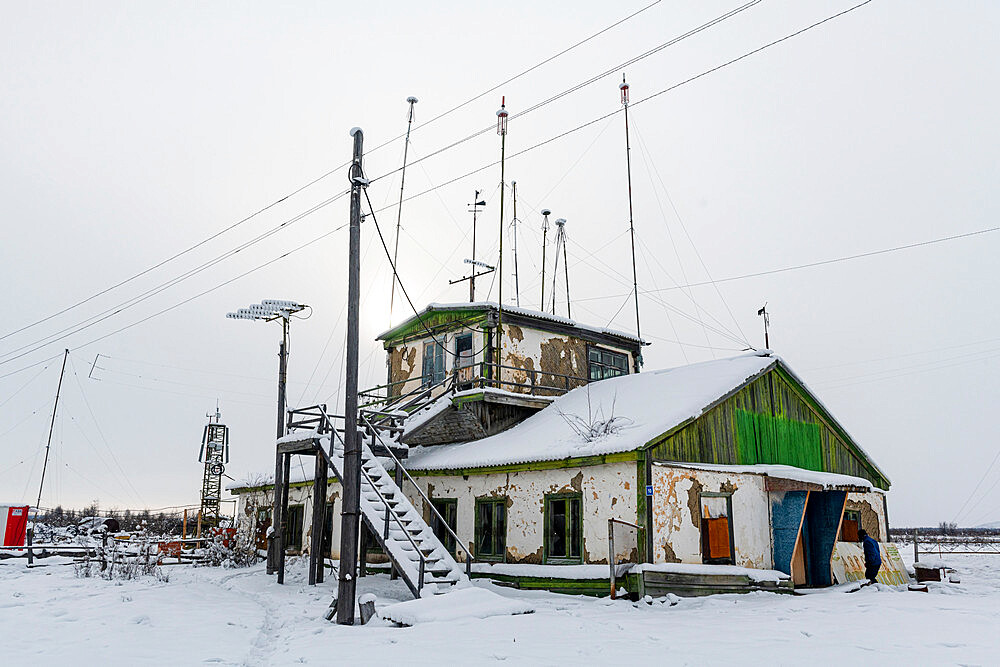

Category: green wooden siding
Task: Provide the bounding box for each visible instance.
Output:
[735,409,823,471]
[645,365,889,490]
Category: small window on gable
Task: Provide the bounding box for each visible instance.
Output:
[588,347,629,381]
[700,494,734,565]
[422,341,446,386]
[841,510,860,542]
[475,497,507,561]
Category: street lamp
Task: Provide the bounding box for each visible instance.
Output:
[227,299,308,576]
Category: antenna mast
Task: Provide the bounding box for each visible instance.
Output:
[389,96,418,325]
[621,75,641,341]
[757,303,770,349]
[550,219,571,318]
[511,181,520,306]
[36,348,69,514]
[496,97,508,384]
[540,209,550,310]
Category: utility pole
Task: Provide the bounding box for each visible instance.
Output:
[511,181,520,307]
[36,349,69,514]
[227,300,306,575]
[337,126,365,625]
[757,303,770,349]
[620,75,641,342]
[496,98,508,384]
[389,96,418,326]
[540,209,550,311]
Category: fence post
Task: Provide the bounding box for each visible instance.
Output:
[608,519,616,599]
[26,526,33,565]
[913,528,918,563]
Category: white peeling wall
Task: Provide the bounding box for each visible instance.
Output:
[406,461,638,564]
[232,481,343,557]
[846,490,888,541]
[650,466,772,569]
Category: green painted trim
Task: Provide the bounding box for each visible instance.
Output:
[407,451,639,477]
[543,492,583,564]
[381,309,489,346]
[470,572,624,597]
[474,496,507,562]
[228,477,340,494]
[452,392,486,407]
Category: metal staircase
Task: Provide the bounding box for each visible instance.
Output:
[282,405,473,598]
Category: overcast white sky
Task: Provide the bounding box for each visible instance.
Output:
[2,1,998,527]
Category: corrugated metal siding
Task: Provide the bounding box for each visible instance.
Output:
[646,369,889,489]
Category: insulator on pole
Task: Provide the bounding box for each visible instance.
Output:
[620,74,629,105]
[497,96,508,136]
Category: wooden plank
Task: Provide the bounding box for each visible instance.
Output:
[642,571,751,587]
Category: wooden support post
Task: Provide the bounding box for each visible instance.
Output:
[277,452,291,584]
[26,526,33,565]
[183,509,187,540]
[196,510,203,541]
[913,528,919,564]
[309,451,328,586]
[359,522,369,578]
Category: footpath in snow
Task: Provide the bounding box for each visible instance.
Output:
[1,552,998,665]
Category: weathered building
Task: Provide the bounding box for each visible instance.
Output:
[231,309,891,595]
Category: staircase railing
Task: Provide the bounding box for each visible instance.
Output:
[360,413,475,578]
[309,406,433,598]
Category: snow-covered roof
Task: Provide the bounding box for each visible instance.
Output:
[405,352,776,470]
[654,462,876,491]
[226,460,337,492]
[377,301,645,345]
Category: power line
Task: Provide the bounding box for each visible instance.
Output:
[1,0,666,346]
[0,191,350,366]
[573,224,1000,303]
[370,1,762,188]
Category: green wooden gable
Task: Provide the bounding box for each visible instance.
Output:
[643,362,889,490]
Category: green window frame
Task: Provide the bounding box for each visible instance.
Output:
[422,341,446,386]
[430,498,457,554]
[544,493,583,564]
[588,346,629,381]
[475,497,507,562]
[285,504,304,553]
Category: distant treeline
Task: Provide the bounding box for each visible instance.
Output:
[38,505,186,534]
[890,526,1000,539]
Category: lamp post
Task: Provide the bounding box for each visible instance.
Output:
[227,299,307,577]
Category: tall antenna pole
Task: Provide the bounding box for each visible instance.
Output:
[338,126,365,625]
[389,96,418,325]
[550,221,560,315]
[621,75,641,341]
[496,98,508,385]
[36,348,69,513]
[511,181,520,306]
[561,220,571,318]
[470,190,483,302]
[540,209,550,310]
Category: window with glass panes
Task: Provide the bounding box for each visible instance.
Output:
[422,341,445,386]
[544,493,583,563]
[430,498,457,554]
[588,347,628,381]
[475,497,506,561]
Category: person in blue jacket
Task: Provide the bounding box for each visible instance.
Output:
[857,528,882,585]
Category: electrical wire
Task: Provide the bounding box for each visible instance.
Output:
[1,0,667,346]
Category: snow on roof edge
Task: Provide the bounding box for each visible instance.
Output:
[376,301,645,345]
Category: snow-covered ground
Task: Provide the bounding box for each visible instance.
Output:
[1,552,998,665]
